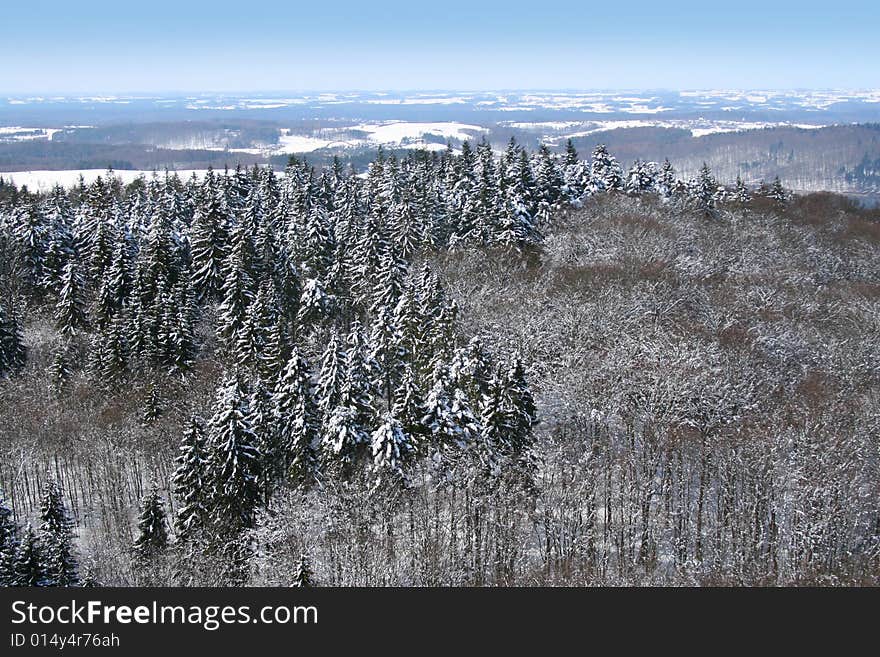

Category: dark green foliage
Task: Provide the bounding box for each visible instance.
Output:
[0,302,26,377]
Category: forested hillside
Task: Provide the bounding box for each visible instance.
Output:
[0,141,878,586]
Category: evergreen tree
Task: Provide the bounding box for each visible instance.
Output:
[768,176,787,206]
[0,302,26,377]
[734,175,752,205]
[692,163,718,212]
[48,347,72,393]
[370,411,415,483]
[13,525,47,587]
[38,481,79,586]
[54,260,87,335]
[316,329,347,420]
[500,356,538,457]
[292,553,313,587]
[590,145,623,193]
[190,171,230,302]
[132,486,169,571]
[141,385,162,425]
[273,350,320,486]
[657,159,676,199]
[0,492,17,586]
[172,415,210,540]
[205,375,263,533]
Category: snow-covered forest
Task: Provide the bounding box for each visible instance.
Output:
[0,140,878,586]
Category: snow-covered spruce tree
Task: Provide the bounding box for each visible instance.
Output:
[248,379,281,501]
[392,366,425,441]
[533,143,563,225]
[140,195,181,302]
[452,337,494,405]
[625,160,658,196]
[339,321,376,435]
[273,349,320,487]
[205,374,263,534]
[734,176,752,205]
[768,176,788,206]
[172,415,210,541]
[498,356,539,478]
[96,313,129,385]
[189,170,230,302]
[141,384,162,425]
[12,203,49,296]
[54,259,88,335]
[0,302,26,377]
[657,159,677,199]
[13,525,47,587]
[369,304,407,410]
[316,328,347,421]
[692,162,718,213]
[301,204,337,278]
[370,411,415,484]
[590,144,623,193]
[295,277,334,333]
[47,347,72,393]
[370,243,408,315]
[38,481,79,586]
[0,492,18,586]
[389,192,428,259]
[292,553,313,587]
[421,362,473,454]
[217,218,256,352]
[131,486,169,582]
[168,274,197,373]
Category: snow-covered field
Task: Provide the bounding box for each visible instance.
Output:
[0,126,62,142]
[270,122,488,154]
[0,169,220,191]
[504,119,827,142]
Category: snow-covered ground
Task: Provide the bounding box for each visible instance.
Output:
[269,122,488,154]
[350,121,486,145]
[504,119,827,142]
[0,169,220,191]
[0,126,62,141]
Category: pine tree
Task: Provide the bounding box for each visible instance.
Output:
[38,481,79,586]
[172,415,210,540]
[768,176,787,206]
[0,492,18,586]
[13,525,47,587]
[479,374,513,472]
[0,302,26,377]
[421,362,476,452]
[205,374,263,533]
[657,159,676,199]
[693,163,718,212]
[500,356,538,457]
[734,176,752,205]
[141,385,162,425]
[132,486,169,570]
[292,552,313,587]
[590,144,623,193]
[273,350,320,486]
[48,347,72,393]
[190,171,230,302]
[54,260,88,335]
[370,411,414,483]
[316,329,347,420]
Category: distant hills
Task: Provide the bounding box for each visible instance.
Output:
[2,90,879,197]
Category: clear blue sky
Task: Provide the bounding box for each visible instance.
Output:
[1,0,877,92]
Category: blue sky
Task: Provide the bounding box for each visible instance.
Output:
[1,0,877,92]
